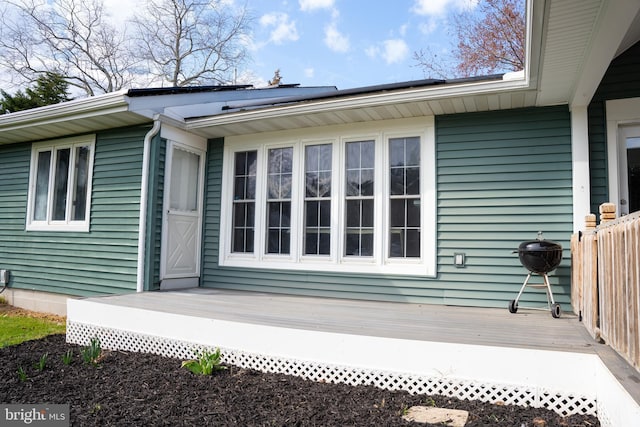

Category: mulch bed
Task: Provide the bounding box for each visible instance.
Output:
[0,335,600,426]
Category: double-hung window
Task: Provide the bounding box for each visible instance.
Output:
[26,135,96,232]
[221,118,435,276]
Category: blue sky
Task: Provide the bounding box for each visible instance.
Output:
[0,0,478,93]
[241,0,478,88]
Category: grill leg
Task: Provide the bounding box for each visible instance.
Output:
[542,273,556,306]
[514,273,532,304]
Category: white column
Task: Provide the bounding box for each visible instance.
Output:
[571,106,591,233]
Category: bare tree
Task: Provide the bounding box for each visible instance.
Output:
[0,0,138,96]
[131,0,251,87]
[414,0,525,79]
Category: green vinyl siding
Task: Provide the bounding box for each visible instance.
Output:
[0,126,150,296]
[588,41,640,211]
[436,106,572,307]
[144,136,166,291]
[201,106,573,309]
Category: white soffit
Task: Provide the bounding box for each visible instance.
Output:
[537,0,640,107]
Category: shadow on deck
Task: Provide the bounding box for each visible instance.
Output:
[66,288,640,426]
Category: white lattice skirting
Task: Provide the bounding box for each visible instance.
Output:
[67,320,596,419]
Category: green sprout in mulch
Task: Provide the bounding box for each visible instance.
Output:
[181,348,227,375]
[62,349,74,365]
[81,337,102,366]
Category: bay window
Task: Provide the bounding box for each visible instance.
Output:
[220,118,435,276]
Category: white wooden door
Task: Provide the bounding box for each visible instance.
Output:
[160,140,205,289]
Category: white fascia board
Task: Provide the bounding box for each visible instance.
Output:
[186,78,531,130]
[0,89,131,132]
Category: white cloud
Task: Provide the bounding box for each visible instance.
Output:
[304,68,315,78]
[299,0,335,12]
[411,0,477,16]
[365,39,409,65]
[260,12,299,44]
[381,39,410,64]
[419,19,439,35]
[365,45,379,59]
[324,22,350,53]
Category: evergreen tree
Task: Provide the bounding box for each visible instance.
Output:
[1,73,71,114]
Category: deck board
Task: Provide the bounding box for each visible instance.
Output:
[86,288,597,354]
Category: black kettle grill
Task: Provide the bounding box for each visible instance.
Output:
[508,232,563,318]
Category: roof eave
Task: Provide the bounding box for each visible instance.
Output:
[0,89,151,145]
[185,77,532,136]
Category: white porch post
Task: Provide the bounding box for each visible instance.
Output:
[571,106,591,233]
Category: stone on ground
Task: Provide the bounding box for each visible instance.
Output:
[402,406,469,426]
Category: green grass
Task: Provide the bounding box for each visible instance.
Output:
[0,313,66,348]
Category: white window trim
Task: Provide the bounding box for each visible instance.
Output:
[219,117,436,276]
[26,135,96,232]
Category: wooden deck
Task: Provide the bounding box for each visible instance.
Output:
[86,287,596,354]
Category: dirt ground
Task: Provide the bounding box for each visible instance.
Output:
[0,333,600,426]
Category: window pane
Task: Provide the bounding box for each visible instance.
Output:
[407,199,421,227]
[267,147,293,199]
[362,199,374,227]
[266,148,293,255]
[346,143,360,169]
[170,148,199,211]
[344,141,375,257]
[406,230,421,257]
[405,137,420,166]
[232,203,254,253]
[318,171,331,197]
[390,168,404,195]
[304,144,332,255]
[72,146,90,221]
[234,202,247,227]
[361,169,374,196]
[346,200,360,228]
[52,148,70,221]
[233,229,246,253]
[306,201,319,227]
[232,151,256,253]
[346,170,360,197]
[345,232,360,256]
[306,171,319,197]
[234,177,246,200]
[305,231,318,254]
[389,137,421,258]
[268,202,281,227]
[361,232,374,256]
[318,230,330,254]
[34,150,51,221]
[390,199,405,227]
[389,230,404,257]
[267,201,291,254]
[361,142,374,168]
[406,167,420,195]
[319,200,331,226]
[390,139,404,166]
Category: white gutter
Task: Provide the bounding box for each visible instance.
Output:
[136,116,162,293]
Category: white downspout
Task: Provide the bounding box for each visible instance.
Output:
[136,117,162,292]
